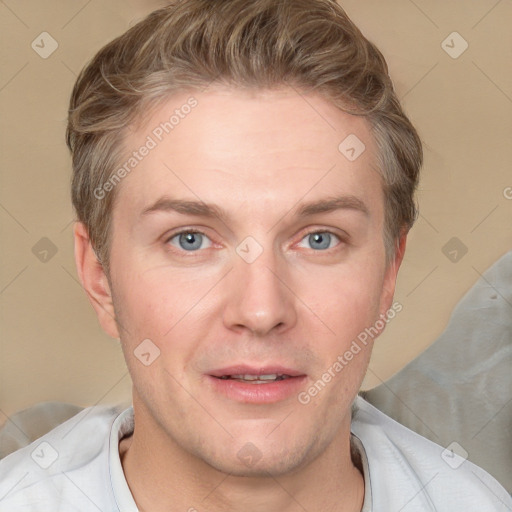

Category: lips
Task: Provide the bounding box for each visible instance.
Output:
[218,374,292,383]
[207,365,307,403]
[209,365,305,380]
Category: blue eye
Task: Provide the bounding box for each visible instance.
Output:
[168,231,212,251]
[298,231,340,251]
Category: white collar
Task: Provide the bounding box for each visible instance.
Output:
[108,406,372,512]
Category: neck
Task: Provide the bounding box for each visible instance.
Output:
[119,397,364,512]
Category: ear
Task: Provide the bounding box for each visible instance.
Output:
[74,222,120,339]
[378,231,407,316]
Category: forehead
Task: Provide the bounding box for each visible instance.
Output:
[115,86,382,219]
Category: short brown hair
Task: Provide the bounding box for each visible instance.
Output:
[67,0,422,273]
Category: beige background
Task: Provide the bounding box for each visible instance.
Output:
[0,0,511,423]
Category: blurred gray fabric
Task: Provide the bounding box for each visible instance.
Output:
[0,402,83,459]
[364,250,512,493]
[1,252,510,493]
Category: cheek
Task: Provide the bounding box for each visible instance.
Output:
[110,266,190,354]
[300,268,379,403]
[298,263,384,340]
[111,261,223,368]
[112,270,197,397]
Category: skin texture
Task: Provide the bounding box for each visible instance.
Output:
[74,86,406,512]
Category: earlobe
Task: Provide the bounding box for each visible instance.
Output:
[73,222,120,339]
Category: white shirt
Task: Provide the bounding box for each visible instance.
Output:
[0,397,510,511]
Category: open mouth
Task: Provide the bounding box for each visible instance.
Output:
[208,370,306,403]
[216,374,293,383]
[207,366,306,403]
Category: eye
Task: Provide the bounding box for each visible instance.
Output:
[297,231,341,251]
[167,230,212,251]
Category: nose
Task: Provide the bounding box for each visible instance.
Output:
[222,246,297,337]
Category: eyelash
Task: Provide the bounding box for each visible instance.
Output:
[164,228,346,254]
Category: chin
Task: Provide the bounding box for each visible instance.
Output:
[199,439,318,478]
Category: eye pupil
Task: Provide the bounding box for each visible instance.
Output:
[309,232,331,250]
[179,232,202,250]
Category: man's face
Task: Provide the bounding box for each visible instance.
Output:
[95,86,401,475]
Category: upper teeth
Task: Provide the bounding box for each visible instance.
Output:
[222,374,290,381]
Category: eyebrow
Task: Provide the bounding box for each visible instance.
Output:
[140,194,369,221]
[296,195,369,217]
